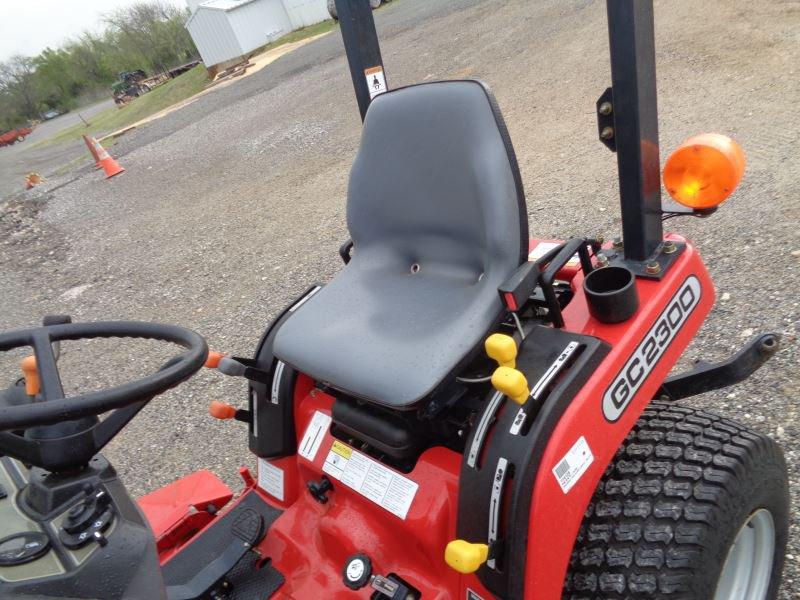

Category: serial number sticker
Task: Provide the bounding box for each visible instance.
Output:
[257,458,284,501]
[323,440,419,520]
[528,241,579,266]
[553,436,594,494]
[298,411,332,461]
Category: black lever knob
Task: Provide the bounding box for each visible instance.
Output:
[307,476,333,504]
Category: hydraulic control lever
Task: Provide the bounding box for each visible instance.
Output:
[486,334,530,406]
[204,352,271,383]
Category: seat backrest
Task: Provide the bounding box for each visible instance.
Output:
[272,81,529,409]
[348,80,528,281]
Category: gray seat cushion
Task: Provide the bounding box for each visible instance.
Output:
[273,80,528,409]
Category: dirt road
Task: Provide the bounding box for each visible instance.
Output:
[0,99,114,198]
[1,0,798,595]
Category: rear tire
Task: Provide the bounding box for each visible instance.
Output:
[562,402,788,599]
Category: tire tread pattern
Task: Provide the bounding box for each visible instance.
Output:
[562,401,786,599]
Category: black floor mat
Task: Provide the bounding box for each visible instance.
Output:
[162,490,284,600]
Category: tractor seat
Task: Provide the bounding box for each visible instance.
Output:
[274,80,528,409]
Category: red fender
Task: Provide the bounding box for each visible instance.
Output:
[524,234,715,598]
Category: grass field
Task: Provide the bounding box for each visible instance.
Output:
[33,66,210,149]
[33,19,339,150]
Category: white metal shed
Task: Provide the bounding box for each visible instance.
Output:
[186,0,329,68]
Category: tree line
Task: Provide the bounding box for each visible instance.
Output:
[0,1,199,130]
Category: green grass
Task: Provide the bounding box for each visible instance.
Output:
[34,21,336,149]
[33,65,209,148]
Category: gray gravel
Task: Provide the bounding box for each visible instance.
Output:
[1,0,798,595]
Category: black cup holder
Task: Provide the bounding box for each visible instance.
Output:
[583,265,639,323]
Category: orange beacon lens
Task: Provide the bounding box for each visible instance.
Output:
[663,133,745,210]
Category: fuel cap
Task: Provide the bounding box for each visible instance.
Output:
[343,552,372,590]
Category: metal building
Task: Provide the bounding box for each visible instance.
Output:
[186,0,329,68]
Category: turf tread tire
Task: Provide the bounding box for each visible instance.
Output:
[562,401,788,599]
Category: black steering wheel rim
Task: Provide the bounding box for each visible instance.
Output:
[0,321,208,431]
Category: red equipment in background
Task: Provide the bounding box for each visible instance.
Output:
[0,126,33,147]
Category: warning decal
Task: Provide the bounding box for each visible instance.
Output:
[323,440,419,519]
[365,66,387,99]
[553,436,594,494]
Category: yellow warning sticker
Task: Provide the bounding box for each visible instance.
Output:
[331,440,353,459]
[323,440,419,519]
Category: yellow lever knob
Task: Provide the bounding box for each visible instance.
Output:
[444,539,489,574]
[492,366,530,405]
[485,333,517,368]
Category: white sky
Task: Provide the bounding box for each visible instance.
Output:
[0,0,187,62]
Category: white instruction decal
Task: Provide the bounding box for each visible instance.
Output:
[298,411,331,461]
[528,241,579,266]
[365,66,387,99]
[323,440,418,519]
[553,436,594,494]
[258,458,284,501]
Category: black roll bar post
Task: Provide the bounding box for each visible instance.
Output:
[335,0,387,122]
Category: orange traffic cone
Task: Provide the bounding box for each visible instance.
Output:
[89,136,124,179]
[25,172,44,190]
[82,135,102,169]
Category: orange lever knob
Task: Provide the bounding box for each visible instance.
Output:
[20,356,40,396]
[205,351,225,368]
[209,401,237,420]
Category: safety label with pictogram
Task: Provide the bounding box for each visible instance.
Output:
[365,66,387,99]
[323,440,418,519]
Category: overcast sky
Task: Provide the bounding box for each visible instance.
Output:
[0,0,187,62]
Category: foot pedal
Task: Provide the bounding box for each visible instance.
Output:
[163,491,283,600]
[218,554,285,599]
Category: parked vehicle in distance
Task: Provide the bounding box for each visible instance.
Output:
[328,0,389,20]
[41,108,65,120]
[112,69,170,105]
[0,126,33,147]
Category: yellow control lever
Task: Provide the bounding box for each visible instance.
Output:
[444,540,489,574]
[485,333,517,368]
[491,366,530,405]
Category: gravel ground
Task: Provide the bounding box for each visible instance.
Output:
[1,0,798,595]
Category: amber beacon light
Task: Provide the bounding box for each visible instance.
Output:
[663,133,746,210]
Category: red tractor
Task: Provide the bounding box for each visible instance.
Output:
[0,1,788,599]
[0,125,33,147]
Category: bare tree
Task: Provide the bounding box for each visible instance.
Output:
[0,56,40,118]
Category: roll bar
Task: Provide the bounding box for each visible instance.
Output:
[333,0,670,270]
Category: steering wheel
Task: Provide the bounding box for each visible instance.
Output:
[0,321,207,472]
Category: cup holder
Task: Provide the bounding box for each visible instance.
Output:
[583,265,639,323]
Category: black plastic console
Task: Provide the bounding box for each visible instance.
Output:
[0,454,165,599]
[456,325,610,598]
